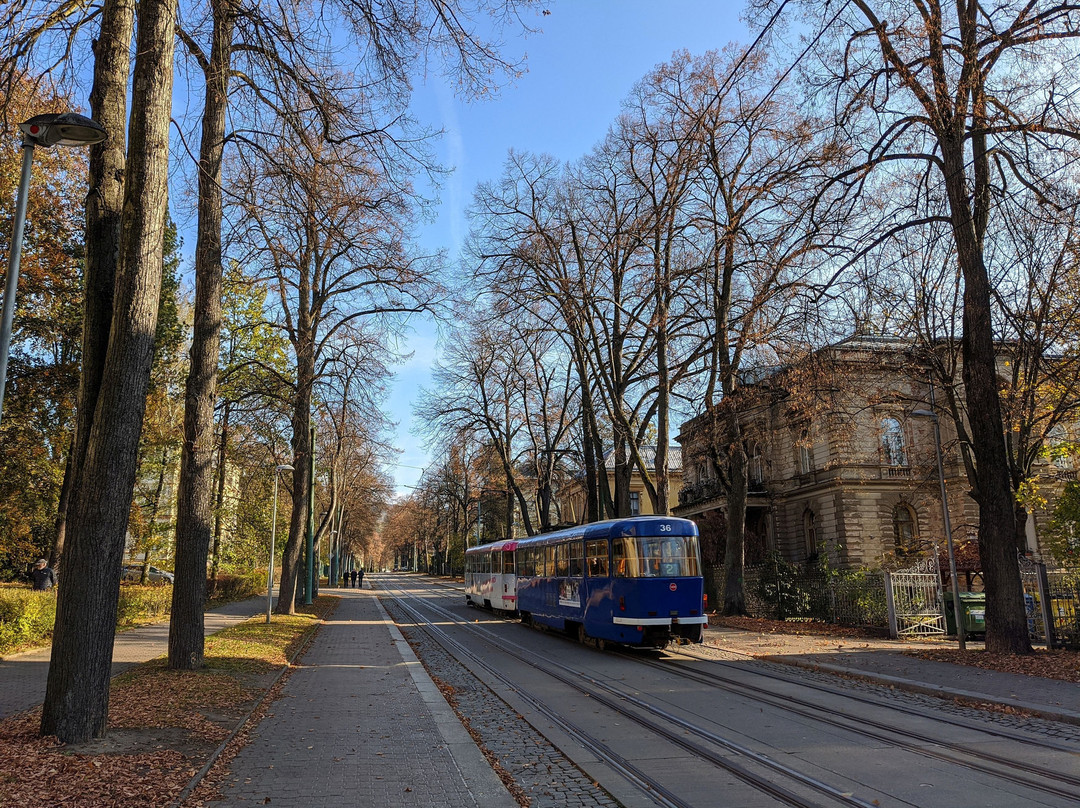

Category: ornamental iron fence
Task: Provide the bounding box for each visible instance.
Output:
[704,557,888,628]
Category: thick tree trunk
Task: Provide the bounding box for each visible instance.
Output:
[941,142,1032,654]
[52,0,133,580]
[654,297,670,516]
[276,348,315,615]
[169,0,236,669]
[41,0,175,742]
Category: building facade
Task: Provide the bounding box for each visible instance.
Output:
[560,445,683,524]
[674,336,1067,568]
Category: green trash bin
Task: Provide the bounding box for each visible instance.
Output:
[944,591,986,635]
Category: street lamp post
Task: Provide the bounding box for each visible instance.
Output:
[912,408,966,651]
[1,113,106,427]
[329,530,338,586]
[267,463,294,623]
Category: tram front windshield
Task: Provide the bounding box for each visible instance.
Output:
[612,535,700,577]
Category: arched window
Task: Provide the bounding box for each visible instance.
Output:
[803,508,818,560]
[893,503,919,553]
[880,417,908,466]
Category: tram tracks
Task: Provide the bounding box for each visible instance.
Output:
[638,649,1080,803]
[419,575,1080,803]
[380,578,887,808]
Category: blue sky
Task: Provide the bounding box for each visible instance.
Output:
[386,1,749,494]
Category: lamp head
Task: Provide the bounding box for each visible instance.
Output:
[276,463,294,472]
[19,113,107,148]
[910,409,937,419]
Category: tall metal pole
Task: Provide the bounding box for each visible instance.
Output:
[0,141,35,426]
[267,472,280,624]
[305,425,315,605]
[915,400,966,651]
[266,464,292,622]
[930,412,966,651]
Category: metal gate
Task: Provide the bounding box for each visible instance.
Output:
[885,554,946,638]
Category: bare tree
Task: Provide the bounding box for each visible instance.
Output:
[234,127,438,614]
[751,0,1080,652]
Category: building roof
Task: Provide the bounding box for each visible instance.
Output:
[601,445,683,472]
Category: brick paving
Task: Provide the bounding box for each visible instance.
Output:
[212,588,516,808]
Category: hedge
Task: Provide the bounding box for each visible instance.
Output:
[0,572,267,657]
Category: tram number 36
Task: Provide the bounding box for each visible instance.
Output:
[659,524,672,532]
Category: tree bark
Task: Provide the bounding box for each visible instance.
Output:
[941,133,1032,654]
[169,0,236,669]
[276,341,315,615]
[42,0,176,742]
[50,0,134,580]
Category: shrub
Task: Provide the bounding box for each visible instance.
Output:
[0,588,57,655]
[208,570,265,606]
[116,584,173,627]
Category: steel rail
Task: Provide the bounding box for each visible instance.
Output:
[379,576,878,808]
[669,643,1080,754]
[378,580,691,808]
[624,648,1080,802]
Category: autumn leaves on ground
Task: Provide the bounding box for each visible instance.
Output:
[0,597,336,808]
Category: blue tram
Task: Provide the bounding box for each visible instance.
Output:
[511,516,706,648]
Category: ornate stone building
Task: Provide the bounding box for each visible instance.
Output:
[673,335,1066,568]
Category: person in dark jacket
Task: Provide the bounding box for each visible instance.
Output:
[351,569,358,587]
[358,568,364,588]
[31,559,56,591]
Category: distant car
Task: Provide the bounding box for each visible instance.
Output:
[120,564,174,584]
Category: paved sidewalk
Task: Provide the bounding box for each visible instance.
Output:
[0,595,267,719]
[703,623,1080,725]
[212,587,516,808]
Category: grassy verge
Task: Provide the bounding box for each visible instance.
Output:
[0,595,338,808]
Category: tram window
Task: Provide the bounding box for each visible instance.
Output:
[544,545,556,577]
[647,535,701,577]
[503,552,515,574]
[613,537,639,577]
[568,541,584,577]
[641,539,663,577]
[586,540,609,577]
[555,543,570,577]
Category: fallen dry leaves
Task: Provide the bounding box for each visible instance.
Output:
[0,597,337,808]
[907,647,1080,684]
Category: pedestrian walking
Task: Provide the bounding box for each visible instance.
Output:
[351,569,358,587]
[358,569,364,588]
[30,559,56,591]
